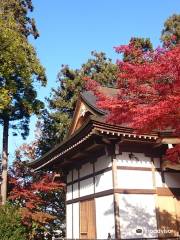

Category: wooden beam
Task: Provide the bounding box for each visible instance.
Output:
[161,138,180,144]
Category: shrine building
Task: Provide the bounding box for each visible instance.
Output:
[30,87,180,239]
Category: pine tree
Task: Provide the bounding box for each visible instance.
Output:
[161,14,180,46]
[0,0,39,38]
[122,37,153,63]
[0,0,46,204]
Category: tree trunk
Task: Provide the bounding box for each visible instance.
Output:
[1,118,9,205]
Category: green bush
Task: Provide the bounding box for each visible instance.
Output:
[0,204,27,240]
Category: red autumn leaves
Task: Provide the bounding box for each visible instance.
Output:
[86,43,180,163]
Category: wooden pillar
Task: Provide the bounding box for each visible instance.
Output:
[110,144,121,239]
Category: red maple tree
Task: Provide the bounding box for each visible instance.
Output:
[8,146,65,238]
[86,43,180,163]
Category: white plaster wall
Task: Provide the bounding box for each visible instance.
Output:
[73,182,79,199]
[80,177,94,197]
[66,185,72,201]
[155,171,164,187]
[95,195,115,239]
[95,155,112,172]
[117,169,153,189]
[79,162,93,178]
[116,152,152,168]
[73,168,78,181]
[164,172,180,188]
[73,202,79,239]
[95,170,113,193]
[66,204,72,239]
[119,194,158,239]
[67,170,72,183]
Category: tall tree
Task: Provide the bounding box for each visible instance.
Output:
[161,14,180,46]
[37,51,117,156]
[0,0,39,38]
[0,1,46,204]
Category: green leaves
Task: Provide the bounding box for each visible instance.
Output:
[0,1,46,138]
[0,88,11,111]
[0,204,27,240]
[0,0,39,39]
[161,14,180,47]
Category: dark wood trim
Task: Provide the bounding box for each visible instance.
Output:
[118,166,180,173]
[78,168,80,198]
[66,189,114,204]
[162,169,180,173]
[71,171,73,200]
[115,189,156,194]
[157,187,180,196]
[66,187,180,204]
[67,165,168,186]
[160,157,166,187]
[93,161,95,194]
[80,189,113,200]
[67,166,112,186]
[66,170,72,184]
[67,165,178,186]
[66,165,177,186]
[117,159,179,173]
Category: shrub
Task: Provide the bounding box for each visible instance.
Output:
[0,204,27,240]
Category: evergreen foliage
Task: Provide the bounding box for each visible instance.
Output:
[122,37,153,63]
[0,204,27,240]
[0,0,46,204]
[0,0,39,38]
[0,14,46,138]
[161,14,180,46]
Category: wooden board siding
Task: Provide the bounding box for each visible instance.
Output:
[175,197,180,230]
[156,196,179,237]
[80,199,96,239]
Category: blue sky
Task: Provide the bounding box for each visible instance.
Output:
[0,0,180,163]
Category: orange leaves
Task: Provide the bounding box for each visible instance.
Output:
[9,172,64,210]
[9,160,65,231]
[31,174,65,193]
[20,207,56,226]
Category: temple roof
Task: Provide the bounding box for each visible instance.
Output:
[29,87,180,171]
[29,115,159,171]
[80,86,118,115]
